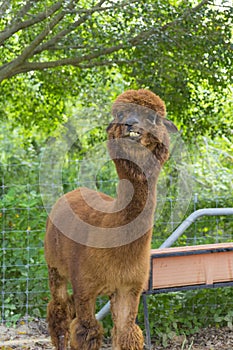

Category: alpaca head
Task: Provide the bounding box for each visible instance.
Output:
[107,89,177,179]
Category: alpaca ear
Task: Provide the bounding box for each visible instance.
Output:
[163,118,178,133]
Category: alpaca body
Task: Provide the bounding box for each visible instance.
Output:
[45,186,153,350]
[45,188,153,297]
[45,89,177,350]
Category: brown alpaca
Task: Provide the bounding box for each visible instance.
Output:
[44,89,177,350]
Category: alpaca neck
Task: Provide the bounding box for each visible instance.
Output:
[113,159,160,222]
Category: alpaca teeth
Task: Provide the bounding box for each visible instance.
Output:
[129,131,140,137]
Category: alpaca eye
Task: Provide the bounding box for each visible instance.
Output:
[147,113,156,124]
[116,112,124,121]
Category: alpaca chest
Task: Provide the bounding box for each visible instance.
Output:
[86,245,151,295]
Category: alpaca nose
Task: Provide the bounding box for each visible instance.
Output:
[125,116,139,126]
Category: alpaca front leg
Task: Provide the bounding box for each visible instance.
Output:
[47,267,75,350]
[110,289,144,350]
[47,297,75,350]
[70,295,103,350]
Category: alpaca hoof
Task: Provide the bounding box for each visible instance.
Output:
[58,335,66,350]
[70,319,103,350]
[119,324,144,350]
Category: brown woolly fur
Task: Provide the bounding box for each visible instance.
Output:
[112,89,166,117]
[44,89,177,350]
[70,318,103,350]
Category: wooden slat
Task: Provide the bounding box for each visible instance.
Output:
[148,243,233,290]
[151,242,233,257]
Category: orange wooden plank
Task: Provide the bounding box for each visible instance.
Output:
[148,243,233,290]
[151,242,233,256]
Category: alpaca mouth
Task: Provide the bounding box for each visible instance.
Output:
[124,127,142,141]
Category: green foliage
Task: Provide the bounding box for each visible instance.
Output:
[0,169,48,323]
[144,135,233,343]
[130,3,233,138]
[0,1,232,138]
[138,287,233,346]
[0,74,67,131]
[0,121,48,323]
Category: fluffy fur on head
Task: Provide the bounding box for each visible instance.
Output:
[112,89,166,118]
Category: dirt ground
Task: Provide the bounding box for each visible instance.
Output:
[1,320,233,349]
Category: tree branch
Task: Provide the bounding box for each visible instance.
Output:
[130,0,210,46]
[2,57,137,79]
[0,6,70,80]
[34,0,140,55]
[34,0,210,56]
[22,42,126,71]
[33,0,108,55]
[67,0,139,14]
[14,0,35,22]
[0,1,63,45]
[0,0,211,83]
[78,58,138,68]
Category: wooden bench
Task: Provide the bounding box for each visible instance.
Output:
[143,242,233,349]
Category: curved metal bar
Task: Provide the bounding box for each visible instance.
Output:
[96,300,111,321]
[160,208,233,249]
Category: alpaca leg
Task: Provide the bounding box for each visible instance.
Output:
[70,293,103,350]
[110,289,144,350]
[47,266,75,350]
